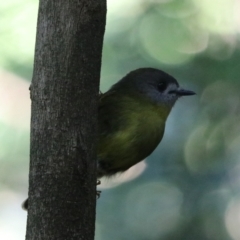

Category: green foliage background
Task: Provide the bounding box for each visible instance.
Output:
[1,0,240,239]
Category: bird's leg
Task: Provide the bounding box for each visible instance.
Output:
[96,179,101,199]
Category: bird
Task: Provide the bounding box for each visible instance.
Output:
[22,67,195,210]
[97,68,195,177]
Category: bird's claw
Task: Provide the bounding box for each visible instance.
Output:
[96,190,101,199]
[96,180,101,198]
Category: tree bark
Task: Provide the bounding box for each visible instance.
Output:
[26,0,106,239]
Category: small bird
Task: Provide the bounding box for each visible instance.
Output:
[97,68,195,177]
[22,68,195,210]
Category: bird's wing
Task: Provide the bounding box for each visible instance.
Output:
[98,91,128,137]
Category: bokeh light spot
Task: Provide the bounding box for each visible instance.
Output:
[125,181,183,238]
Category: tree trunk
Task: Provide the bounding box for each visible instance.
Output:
[26,0,106,239]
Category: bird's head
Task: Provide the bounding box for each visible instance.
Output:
[111,68,195,107]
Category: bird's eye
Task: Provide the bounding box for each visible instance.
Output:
[157,82,167,92]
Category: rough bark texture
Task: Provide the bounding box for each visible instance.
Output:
[26,0,106,239]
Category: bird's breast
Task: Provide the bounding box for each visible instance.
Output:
[97,97,169,176]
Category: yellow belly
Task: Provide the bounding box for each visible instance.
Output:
[97,101,168,177]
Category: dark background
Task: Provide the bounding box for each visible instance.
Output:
[1,0,240,239]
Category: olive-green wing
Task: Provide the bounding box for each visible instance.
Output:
[98,91,128,137]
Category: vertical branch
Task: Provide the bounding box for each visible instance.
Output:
[26,0,106,239]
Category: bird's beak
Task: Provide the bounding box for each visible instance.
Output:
[174,88,196,96]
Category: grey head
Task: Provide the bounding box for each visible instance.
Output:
[111,68,195,107]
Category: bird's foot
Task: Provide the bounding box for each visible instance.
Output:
[97,190,101,199]
[96,180,101,198]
